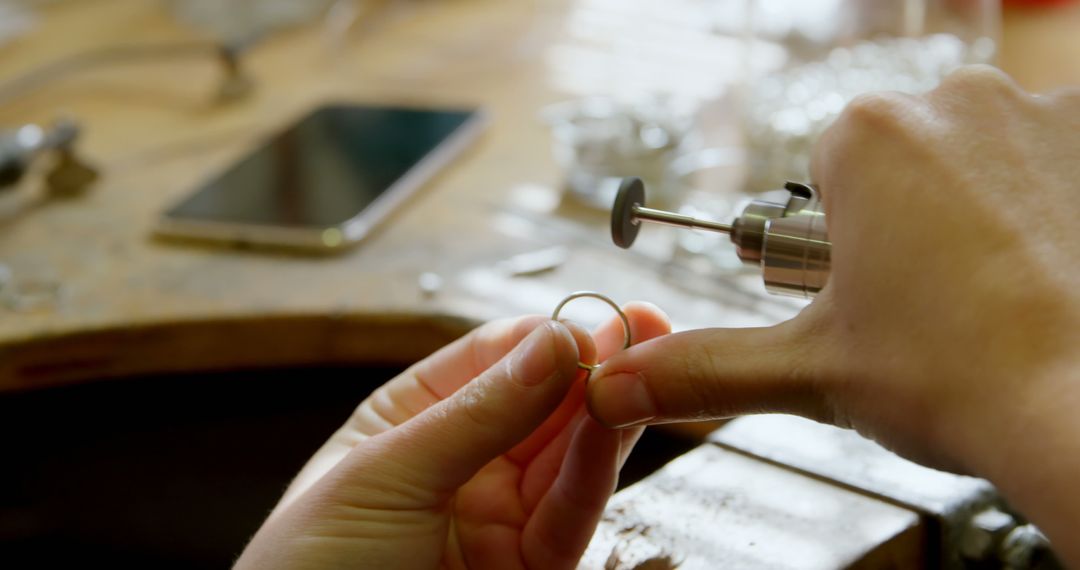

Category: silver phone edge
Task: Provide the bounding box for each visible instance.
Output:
[152,108,489,252]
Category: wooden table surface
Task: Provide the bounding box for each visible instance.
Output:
[0,0,1077,392]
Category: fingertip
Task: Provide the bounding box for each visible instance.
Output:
[508,314,558,345]
[622,301,672,340]
[469,315,552,370]
[586,369,657,429]
[541,320,586,382]
[583,393,623,431]
[507,320,578,389]
[587,347,648,429]
[592,300,672,363]
[622,300,666,320]
[559,319,597,369]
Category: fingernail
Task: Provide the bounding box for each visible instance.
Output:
[592,371,656,428]
[512,322,562,387]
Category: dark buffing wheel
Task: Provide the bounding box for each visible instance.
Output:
[611,177,645,249]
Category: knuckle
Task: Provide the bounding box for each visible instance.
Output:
[810,128,840,187]
[840,92,911,128]
[936,65,1020,100]
[828,91,934,165]
[368,386,405,426]
[468,315,544,373]
[942,64,1010,88]
[1044,88,1080,113]
[829,91,915,141]
[815,92,917,184]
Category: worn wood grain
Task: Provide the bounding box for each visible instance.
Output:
[0,0,1076,392]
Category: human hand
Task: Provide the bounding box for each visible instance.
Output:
[586,66,1080,560]
[235,303,670,570]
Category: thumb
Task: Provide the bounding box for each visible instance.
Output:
[586,317,835,428]
[344,320,592,499]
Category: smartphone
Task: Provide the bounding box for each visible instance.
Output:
[155,104,484,251]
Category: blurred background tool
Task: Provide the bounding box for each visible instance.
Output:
[0,117,96,196]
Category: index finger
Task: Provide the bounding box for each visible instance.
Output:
[412,315,596,400]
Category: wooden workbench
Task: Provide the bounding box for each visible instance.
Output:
[0,0,1077,392]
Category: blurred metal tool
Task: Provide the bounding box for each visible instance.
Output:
[544,98,697,210]
[0,41,255,108]
[611,177,829,298]
[0,118,97,196]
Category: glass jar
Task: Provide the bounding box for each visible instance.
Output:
[663,0,998,273]
[739,0,1000,192]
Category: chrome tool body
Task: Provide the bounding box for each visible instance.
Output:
[611,177,830,298]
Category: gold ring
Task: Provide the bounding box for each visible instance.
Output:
[551,291,632,373]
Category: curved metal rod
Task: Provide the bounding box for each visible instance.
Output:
[551,291,632,373]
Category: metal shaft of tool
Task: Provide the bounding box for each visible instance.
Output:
[631,205,733,234]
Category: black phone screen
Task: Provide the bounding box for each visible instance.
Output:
[164,105,478,228]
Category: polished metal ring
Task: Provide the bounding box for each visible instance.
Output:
[551,291,632,373]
